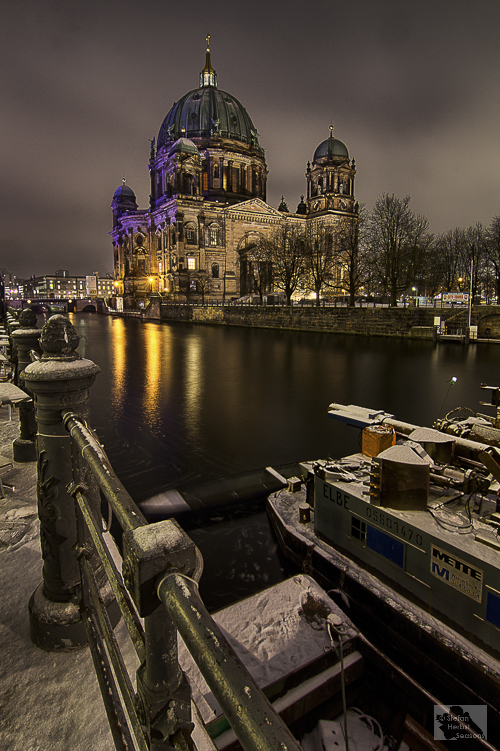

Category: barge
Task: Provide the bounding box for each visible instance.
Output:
[267,388,500,747]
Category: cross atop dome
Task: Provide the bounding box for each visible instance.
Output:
[200,34,217,88]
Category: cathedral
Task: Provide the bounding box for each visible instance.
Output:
[110,41,358,308]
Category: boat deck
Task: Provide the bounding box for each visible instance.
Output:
[314,453,500,562]
[267,482,500,747]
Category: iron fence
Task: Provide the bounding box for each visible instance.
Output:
[56,409,303,751]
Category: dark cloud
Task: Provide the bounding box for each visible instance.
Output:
[1,0,499,278]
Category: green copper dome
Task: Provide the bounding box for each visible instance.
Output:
[158,43,263,154]
[158,86,260,151]
[313,136,349,162]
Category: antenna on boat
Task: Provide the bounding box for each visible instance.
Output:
[437,376,458,419]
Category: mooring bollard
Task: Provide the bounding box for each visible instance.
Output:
[11,308,42,462]
[24,315,109,651]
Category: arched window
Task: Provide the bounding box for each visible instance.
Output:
[185,224,197,245]
[212,263,219,278]
[209,224,219,246]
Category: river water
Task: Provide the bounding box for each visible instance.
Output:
[69,313,500,609]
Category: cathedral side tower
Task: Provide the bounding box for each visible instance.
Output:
[306,127,357,218]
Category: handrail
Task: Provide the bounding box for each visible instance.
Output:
[62,410,148,533]
[63,410,303,751]
[158,570,302,751]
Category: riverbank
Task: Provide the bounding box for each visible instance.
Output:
[0,409,120,750]
[0,410,218,751]
[0,405,153,749]
[136,301,500,340]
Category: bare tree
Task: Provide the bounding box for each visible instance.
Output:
[365,194,432,306]
[336,206,366,306]
[303,221,336,306]
[486,217,500,303]
[197,269,210,305]
[262,222,306,306]
[457,224,487,301]
[177,269,196,302]
[434,229,463,294]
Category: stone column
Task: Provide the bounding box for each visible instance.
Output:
[11,309,42,461]
[24,315,105,651]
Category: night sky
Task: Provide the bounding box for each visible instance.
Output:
[2,0,499,279]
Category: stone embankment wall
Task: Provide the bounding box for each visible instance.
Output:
[152,303,500,338]
[196,306,432,336]
[159,304,194,322]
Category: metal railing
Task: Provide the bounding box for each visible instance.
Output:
[24,315,303,751]
[67,413,302,751]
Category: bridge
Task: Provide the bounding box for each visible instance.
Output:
[5,298,105,314]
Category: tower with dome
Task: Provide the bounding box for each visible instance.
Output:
[110,41,358,307]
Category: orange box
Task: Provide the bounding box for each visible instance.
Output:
[362,424,396,457]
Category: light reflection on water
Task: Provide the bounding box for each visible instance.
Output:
[110,317,126,415]
[69,314,500,484]
[184,333,204,449]
[143,323,162,429]
[68,314,500,609]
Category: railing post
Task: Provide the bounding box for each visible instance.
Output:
[6,310,20,335]
[122,519,200,749]
[11,308,42,462]
[23,315,105,651]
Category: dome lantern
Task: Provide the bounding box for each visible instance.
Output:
[200,34,217,88]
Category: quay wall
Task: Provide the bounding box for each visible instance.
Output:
[155,303,500,338]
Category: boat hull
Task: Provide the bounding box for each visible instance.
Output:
[267,488,500,748]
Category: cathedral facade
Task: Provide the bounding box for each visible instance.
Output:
[111,43,358,308]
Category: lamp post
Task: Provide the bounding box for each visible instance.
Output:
[412,286,418,307]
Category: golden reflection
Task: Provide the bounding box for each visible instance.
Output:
[184,334,203,445]
[143,324,162,423]
[111,318,126,412]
